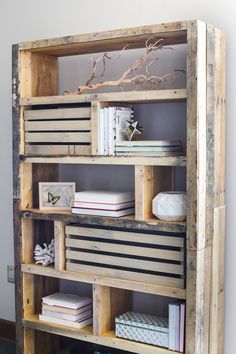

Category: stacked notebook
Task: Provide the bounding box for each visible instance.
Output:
[168,302,186,352]
[39,292,93,329]
[115,140,184,156]
[72,190,135,217]
[99,106,133,155]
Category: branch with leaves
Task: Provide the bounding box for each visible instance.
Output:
[64,38,176,95]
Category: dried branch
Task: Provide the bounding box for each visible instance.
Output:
[64,38,176,95]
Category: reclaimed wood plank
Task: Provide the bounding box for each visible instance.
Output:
[24,107,91,120]
[20,89,187,106]
[25,120,91,131]
[67,262,184,288]
[65,225,184,247]
[25,132,91,143]
[21,263,186,299]
[19,21,187,54]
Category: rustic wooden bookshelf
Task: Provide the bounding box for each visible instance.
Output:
[12,20,226,354]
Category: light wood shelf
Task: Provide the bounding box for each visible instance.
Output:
[21,263,186,299]
[20,89,187,106]
[23,314,176,354]
[21,155,187,166]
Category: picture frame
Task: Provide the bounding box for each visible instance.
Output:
[39,182,76,211]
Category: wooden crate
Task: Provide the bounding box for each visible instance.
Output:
[65,225,185,288]
[24,107,92,155]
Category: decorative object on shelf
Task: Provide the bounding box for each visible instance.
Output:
[64,38,175,95]
[39,292,93,329]
[115,312,169,348]
[39,182,76,210]
[34,239,55,266]
[152,191,186,221]
[126,119,143,141]
[72,190,135,217]
[115,139,183,156]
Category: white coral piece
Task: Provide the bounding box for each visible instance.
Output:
[34,239,55,266]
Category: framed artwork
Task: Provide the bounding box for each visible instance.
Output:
[39,182,76,210]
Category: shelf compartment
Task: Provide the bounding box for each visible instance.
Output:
[24,106,92,156]
[20,89,187,106]
[23,315,177,354]
[65,225,185,288]
[21,264,186,299]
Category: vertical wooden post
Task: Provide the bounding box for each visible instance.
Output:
[91,101,100,155]
[93,285,111,336]
[93,285,132,336]
[54,221,66,271]
[135,165,173,221]
[13,48,59,354]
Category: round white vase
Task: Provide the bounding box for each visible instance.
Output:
[152,191,186,221]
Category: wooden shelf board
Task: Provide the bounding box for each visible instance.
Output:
[21,155,187,167]
[20,208,186,233]
[23,315,177,354]
[21,264,186,299]
[19,21,187,55]
[20,89,187,106]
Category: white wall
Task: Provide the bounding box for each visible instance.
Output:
[0,1,234,352]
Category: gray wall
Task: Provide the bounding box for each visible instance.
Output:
[0,1,234,352]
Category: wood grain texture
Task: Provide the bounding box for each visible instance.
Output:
[19,21,187,54]
[20,89,187,106]
[54,221,66,271]
[21,263,186,299]
[135,166,173,220]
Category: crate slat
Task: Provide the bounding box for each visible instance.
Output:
[65,225,184,247]
[65,238,183,261]
[25,144,91,156]
[24,107,91,120]
[25,132,91,143]
[67,262,184,288]
[25,120,91,131]
[66,250,184,275]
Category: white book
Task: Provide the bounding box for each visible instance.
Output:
[74,191,135,204]
[99,108,105,155]
[42,303,92,315]
[72,207,135,217]
[108,107,116,155]
[116,151,183,157]
[169,303,177,350]
[42,309,92,322]
[73,200,135,210]
[116,140,182,147]
[179,303,186,352]
[115,146,183,152]
[39,314,93,329]
[104,108,109,155]
[175,304,180,351]
[42,293,92,310]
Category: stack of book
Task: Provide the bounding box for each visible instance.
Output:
[99,106,133,155]
[39,292,93,329]
[168,302,186,352]
[115,140,184,157]
[72,190,135,217]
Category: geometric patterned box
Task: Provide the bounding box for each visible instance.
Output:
[115,312,169,348]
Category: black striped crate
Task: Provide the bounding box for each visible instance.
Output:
[65,225,186,288]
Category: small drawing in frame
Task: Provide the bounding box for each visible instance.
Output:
[39,182,76,211]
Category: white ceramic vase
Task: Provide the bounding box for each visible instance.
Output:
[152,191,186,221]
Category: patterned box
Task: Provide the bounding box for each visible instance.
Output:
[115,312,169,348]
